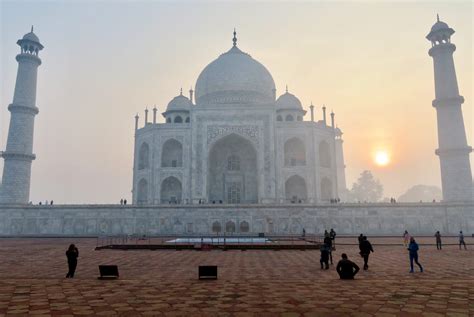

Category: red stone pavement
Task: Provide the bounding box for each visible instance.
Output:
[0,236,472,316]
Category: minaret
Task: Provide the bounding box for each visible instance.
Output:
[0,27,44,204]
[334,127,347,197]
[427,16,472,201]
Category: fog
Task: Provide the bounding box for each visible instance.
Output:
[0,1,472,203]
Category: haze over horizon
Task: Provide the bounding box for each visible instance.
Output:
[1,1,472,204]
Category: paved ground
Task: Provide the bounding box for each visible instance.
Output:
[0,236,472,316]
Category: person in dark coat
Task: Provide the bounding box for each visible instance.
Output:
[323,235,333,264]
[358,234,364,245]
[66,244,79,278]
[329,229,336,247]
[320,243,330,269]
[435,231,442,250]
[336,253,360,279]
[407,237,423,273]
[359,236,374,270]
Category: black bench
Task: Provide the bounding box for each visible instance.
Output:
[98,265,119,280]
[199,265,217,280]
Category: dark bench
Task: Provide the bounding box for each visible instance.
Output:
[199,265,217,280]
[98,265,119,280]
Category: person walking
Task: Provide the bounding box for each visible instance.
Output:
[336,253,360,279]
[358,234,364,245]
[330,228,336,248]
[65,244,79,278]
[435,231,442,250]
[403,230,410,247]
[324,230,330,239]
[459,231,467,250]
[320,243,330,270]
[359,236,374,270]
[407,237,423,273]
[323,235,333,264]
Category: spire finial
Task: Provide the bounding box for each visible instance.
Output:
[31,25,34,32]
[233,28,237,47]
[437,13,440,22]
[285,85,288,93]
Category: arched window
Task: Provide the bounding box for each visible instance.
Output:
[160,176,182,204]
[277,115,283,122]
[319,141,331,168]
[138,142,150,170]
[185,117,190,123]
[227,155,240,171]
[284,138,306,166]
[321,177,333,201]
[285,114,294,121]
[285,175,307,203]
[226,221,236,233]
[212,221,222,233]
[161,139,183,167]
[137,179,148,205]
[240,221,250,233]
[174,116,183,123]
[227,182,241,204]
[166,117,171,123]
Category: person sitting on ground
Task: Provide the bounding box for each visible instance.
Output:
[336,253,360,279]
[359,236,374,270]
[407,237,423,273]
[320,243,330,270]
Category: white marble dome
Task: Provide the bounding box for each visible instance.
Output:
[166,93,192,112]
[276,92,303,110]
[195,46,276,106]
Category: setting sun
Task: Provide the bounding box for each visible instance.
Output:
[375,151,390,166]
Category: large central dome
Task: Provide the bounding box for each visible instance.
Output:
[195,41,276,106]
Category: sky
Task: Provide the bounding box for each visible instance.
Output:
[0,0,472,204]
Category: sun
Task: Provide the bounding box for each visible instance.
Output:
[375,151,390,166]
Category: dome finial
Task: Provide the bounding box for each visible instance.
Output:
[437,13,440,22]
[31,25,34,32]
[233,28,237,47]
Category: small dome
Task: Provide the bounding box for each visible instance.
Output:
[335,127,343,137]
[22,31,40,43]
[166,93,192,112]
[431,20,449,32]
[276,92,303,110]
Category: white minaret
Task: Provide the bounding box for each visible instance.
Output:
[0,27,43,204]
[334,127,347,196]
[427,16,472,202]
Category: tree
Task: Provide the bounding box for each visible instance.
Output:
[398,185,442,202]
[349,170,383,202]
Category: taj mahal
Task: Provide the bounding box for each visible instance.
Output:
[0,18,472,236]
[132,31,346,206]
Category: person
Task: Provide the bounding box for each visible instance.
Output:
[124,199,127,205]
[403,230,410,247]
[323,235,333,264]
[324,230,330,239]
[358,234,364,245]
[50,200,54,205]
[302,228,306,238]
[329,228,336,247]
[66,244,79,278]
[459,231,467,250]
[359,236,374,270]
[336,253,360,279]
[320,243,330,269]
[435,231,442,250]
[120,199,123,205]
[407,237,423,273]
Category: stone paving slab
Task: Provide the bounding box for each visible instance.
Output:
[0,237,472,316]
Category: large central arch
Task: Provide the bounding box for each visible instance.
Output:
[207,133,258,204]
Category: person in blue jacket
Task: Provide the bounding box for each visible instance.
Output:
[407,237,423,273]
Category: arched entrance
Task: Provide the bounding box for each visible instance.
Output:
[321,177,333,202]
[137,179,148,205]
[160,176,182,204]
[285,175,307,203]
[208,133,258,204]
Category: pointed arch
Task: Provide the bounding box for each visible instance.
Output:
[137,179,148,205]
[319,141,331,168]
[174,116,183,123]
[138,142,150,170]
[321,177,333,201]
[160,176,182,204]
[162,139,183,167]
[285,114,294,121]
[285,175,307,203]
[284,137,306,166]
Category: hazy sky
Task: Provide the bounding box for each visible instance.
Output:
[0,1,472,203]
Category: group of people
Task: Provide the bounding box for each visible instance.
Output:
[319,229,337,269]
[119,199,128,205]
[405,230,468,251]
